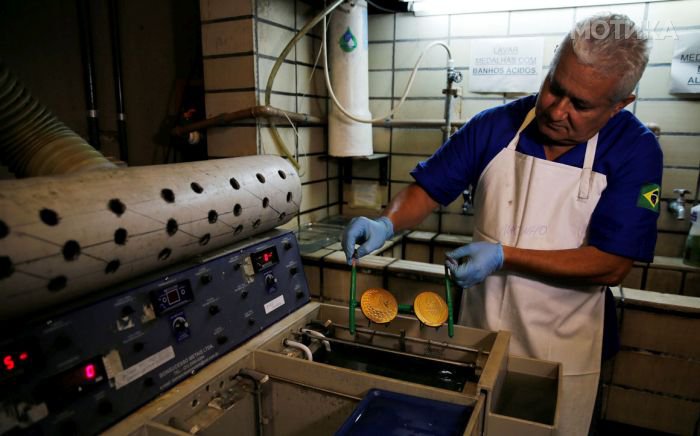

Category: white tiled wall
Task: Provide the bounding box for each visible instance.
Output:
[360,0,700,253]
[200,0,700,256]
[200,0,337,230]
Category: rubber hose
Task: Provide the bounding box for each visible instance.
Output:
[0,61,116,177]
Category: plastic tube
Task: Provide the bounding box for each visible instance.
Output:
[301,328,331,352]
[323,20,453,124]
[0,62,116,177]
[263,1,454,162]
[284,339,314,361]
[264,0,345,169]
[263,0,344,108]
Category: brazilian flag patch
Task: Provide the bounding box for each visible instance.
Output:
[637,183,660,212]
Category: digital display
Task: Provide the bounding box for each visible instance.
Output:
[0,339,41,384]
[3,352,28,371]
[40,357,107,410]
[150,280,193,316]
[166,287,181,305]
[251,246,279,273]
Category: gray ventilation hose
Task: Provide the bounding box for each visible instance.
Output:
[0,61,116,177]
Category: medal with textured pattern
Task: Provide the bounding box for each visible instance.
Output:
[360,288,398,324]
[414,291,448,327]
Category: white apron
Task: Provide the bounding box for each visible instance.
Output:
[460,108,608,436]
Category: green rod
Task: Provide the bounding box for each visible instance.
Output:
[349,255,357,335]
[397,304,413,314]
[445,262,455,338]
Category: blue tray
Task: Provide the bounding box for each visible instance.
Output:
[335,389,473,436]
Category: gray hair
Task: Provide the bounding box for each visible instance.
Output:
[551,13,650,102]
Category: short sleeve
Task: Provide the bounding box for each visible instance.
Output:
[410,95,535,206]
[588,131,663,262]
[410,122,477,206]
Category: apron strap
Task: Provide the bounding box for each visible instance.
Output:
[578,133,599,200]
[506,108,537,151]
[506,107,600,200]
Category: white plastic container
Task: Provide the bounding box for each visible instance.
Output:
[328,0,373,157]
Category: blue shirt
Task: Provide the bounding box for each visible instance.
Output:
[411,94,663,262]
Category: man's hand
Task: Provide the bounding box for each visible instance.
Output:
[342,217,394,264]
[446,242,504,288]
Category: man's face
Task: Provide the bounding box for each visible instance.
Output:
[535,45,635,145]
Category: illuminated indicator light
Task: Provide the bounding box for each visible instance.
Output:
[85,364,96,380]
[166,288,180,305]
[19,352,28,361]
[3,355,15,371]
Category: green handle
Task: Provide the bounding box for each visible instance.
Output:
[397,304,413,314]
[349,256,357,335]
[445,262,455,338]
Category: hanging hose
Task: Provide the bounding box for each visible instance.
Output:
[323,26,453,123]
[0,61,116,177]
[264,0,454,164]
[264,0,345,170]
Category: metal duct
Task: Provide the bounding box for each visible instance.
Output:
[0,61,116,177]
[0,155,301,320]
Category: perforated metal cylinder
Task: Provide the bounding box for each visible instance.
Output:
[0,155,301,320]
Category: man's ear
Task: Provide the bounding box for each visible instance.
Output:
[611,94,636,117]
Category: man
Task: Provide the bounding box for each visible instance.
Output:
[342,14,662,436]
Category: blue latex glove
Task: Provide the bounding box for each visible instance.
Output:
[342,216,394,264]
[446,242,504,288]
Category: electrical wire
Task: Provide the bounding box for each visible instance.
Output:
[264,0,345,170]
[322,14,453,123]
[300,18,329,101]
[290,14,333,177]
[280,110,306,177]
[264,0,453,169]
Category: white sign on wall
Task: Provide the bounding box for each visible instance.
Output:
[670,31,700,93]
[469,37,544,93]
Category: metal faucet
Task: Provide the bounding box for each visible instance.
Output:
[442,61,463,143]
[668,188,690,220]
[462,186,474,215]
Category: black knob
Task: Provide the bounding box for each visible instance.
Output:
[173,317,188,332]
[233,263,241,271]
[209,305,220,315]
[290,267,298,275]
[265,274,278,293]
[248,318,255,326]
[201,274,212,285]
[283,241,292,250]
[133,341,145,353]
[98,400,113,415]
[241,290,248,299]
[216,335,228,345]
[144,377,155,387]
[296,290,305,299]
[121,305,134,317]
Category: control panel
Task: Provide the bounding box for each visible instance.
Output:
[0,230,309,436]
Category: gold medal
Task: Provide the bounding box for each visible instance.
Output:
[414,291,448,327]
[360,288,398,324]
